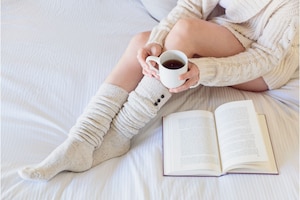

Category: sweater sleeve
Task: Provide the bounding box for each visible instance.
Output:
[190,1,299,88]
[147,0,219,46]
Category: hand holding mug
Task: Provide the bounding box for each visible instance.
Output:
[137,43,162,78]
[169,62,200,93]
[146,50,188,89]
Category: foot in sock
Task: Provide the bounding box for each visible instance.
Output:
[18,83,128,181]
[92,128,130,167]
[18,137,94,181]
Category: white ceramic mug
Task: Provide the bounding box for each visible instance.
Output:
[146,50,188,89]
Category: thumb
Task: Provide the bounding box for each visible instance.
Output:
[150,45,162,56]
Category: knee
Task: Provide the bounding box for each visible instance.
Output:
[165,19,197,50]
[129,31,150,48]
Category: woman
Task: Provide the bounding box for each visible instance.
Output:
[18,0,298,181]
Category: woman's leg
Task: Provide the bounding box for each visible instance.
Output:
[164,18,245,58]
[231,79,268,92]
[105,32,149,92]
[19,17,268,181]
[18,33,150,181]
[93,31,174,166]
[91,19,269,166]
[164,18,268,92]
[92,76,172,166]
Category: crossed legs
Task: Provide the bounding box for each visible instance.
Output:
[18,18,267,181]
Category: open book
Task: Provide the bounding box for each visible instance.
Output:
[162,100,278,177]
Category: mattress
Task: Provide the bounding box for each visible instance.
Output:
[2,0,299,199]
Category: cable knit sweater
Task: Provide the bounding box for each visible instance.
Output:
[147,0,299,89]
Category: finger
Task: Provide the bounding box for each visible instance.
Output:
[179,71,192,81]
[170,77,199,93]
[169,85,188,93]
[185,78,197,88]
[179,65,198,80]
[137,48,150,67]
[142,59,159,74]
[142,67,159,79]
[150,45,162,56]
[142,67,153,76]
[169,82,190,93]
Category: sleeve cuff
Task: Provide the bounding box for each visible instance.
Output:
[189,58,217,87]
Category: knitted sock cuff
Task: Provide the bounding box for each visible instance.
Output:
[83,83,129,120]
[95,83,129,109]
[112,76,172,139]
[135,76,172,110]
[70,83,129,147]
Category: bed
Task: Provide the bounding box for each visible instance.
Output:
[2,0,299,199]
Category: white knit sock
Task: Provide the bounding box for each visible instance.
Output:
[18,138,94,181]
[92,128,130,167]
[92,76,171,166]
[18,83,128,181]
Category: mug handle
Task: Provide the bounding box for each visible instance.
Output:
[146,56,159,75]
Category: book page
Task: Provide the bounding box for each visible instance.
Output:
[226,115,278,174]
[214,100,268,172]
[163,110,221,176]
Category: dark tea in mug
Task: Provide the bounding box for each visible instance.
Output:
[162,59,184,69]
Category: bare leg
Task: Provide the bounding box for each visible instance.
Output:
[19,18,269,181]
[97,19,268,94]
[105,32,149,92]
[92,19,270,166]
[164,18,268,92]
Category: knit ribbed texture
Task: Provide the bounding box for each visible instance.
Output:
[263,33,299,89]
[19,138,95,181]
[18,83,129,181]
[92,76,172,166]
[147,0,299,89]
[112,76,172,139]
[70,83,128,148]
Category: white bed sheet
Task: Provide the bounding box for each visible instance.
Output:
[1,0,299,199]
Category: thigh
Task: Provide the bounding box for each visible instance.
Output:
[232,78,268,92]
[165,19,268,91]
[164,18,245,58]
[105,31,151,92]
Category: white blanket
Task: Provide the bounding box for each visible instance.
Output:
[2,0,299,199]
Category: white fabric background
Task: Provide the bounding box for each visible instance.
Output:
[2,0,299,199]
